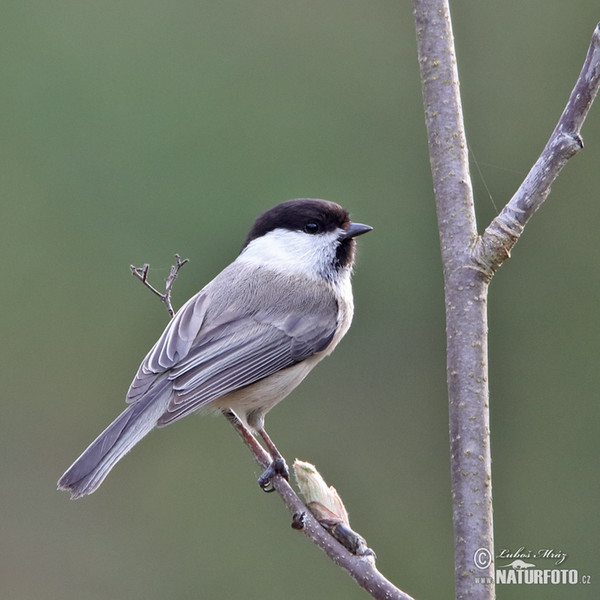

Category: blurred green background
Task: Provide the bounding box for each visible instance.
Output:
[2,1,599,599]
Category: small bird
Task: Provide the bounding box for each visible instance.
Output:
[58,198,372,499]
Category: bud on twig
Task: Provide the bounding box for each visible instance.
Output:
[293,459,375,564]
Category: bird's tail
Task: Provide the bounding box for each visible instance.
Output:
[57,379,170,499]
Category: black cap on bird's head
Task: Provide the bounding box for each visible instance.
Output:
[243,198,372,269]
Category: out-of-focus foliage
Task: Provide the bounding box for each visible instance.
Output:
[2,2,598,599]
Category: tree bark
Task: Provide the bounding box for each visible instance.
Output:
[413,2,494,597]
[413,1,600,598]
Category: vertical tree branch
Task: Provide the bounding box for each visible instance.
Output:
[413,1,600,597]
[412,1,495,598]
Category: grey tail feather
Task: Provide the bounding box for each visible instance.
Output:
[57,380,170,499]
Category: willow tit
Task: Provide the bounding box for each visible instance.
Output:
[58,198,372,499]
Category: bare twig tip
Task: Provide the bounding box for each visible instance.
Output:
[130,255,189,318]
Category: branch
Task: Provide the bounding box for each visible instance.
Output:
[223,411,412,600]
[473,22,600,276]
[130,253,189,317]
[413,1,495,598]
[131,259,415,600]
[414,3,600,599]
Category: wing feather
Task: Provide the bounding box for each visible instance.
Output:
[159,316,334,424]
[126,292,209,403]
[125,263,338,424]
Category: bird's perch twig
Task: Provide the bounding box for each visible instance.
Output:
[130,254,189,317]
[222,410,411,600]
[413,1,600,598]
[130,257,415,600]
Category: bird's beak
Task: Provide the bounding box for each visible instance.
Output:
[341,222,373,239]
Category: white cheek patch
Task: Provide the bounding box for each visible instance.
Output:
[238,228,342,280]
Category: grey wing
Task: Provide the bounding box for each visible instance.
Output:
[126,291,210,403]
[126,277,338,425]
[160,308,337,424]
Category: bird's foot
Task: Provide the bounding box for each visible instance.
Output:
[258,457,289,493]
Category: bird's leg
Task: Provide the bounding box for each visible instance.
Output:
[257,427,289,493]
[222,410,289,493]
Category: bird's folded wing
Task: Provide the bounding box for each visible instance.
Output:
[126,291,210,403]
[125,275,338,424]
[162,311,335,424]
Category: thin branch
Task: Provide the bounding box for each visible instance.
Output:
[130,254,189,317]
[413,1,494,598]
[223,410,414,600]
[131,260,415,600]
[473,23,600,276]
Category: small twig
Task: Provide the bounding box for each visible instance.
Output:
[130,254,189,317]
[222,410,414,600]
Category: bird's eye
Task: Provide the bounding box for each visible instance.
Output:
[304,222,320,234]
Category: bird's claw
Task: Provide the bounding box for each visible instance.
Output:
[258,457,289,492]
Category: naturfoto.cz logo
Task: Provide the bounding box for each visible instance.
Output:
[473,546,592,586]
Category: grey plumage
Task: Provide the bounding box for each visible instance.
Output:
[140,264,339,424]
[58,377,170,498]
